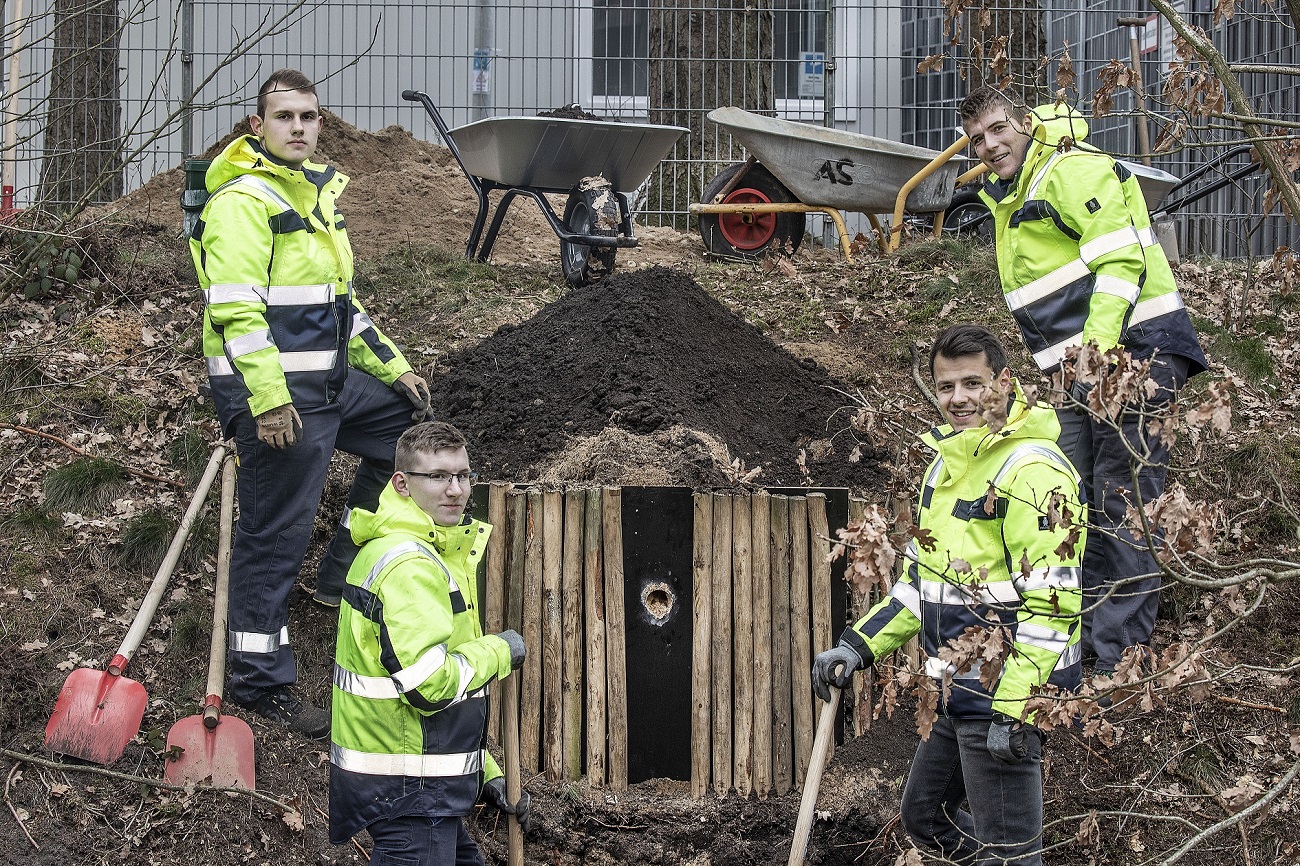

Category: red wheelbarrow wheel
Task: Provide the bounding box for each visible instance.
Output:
[698,162,804,259]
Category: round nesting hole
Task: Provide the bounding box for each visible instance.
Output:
[640,581,675,626]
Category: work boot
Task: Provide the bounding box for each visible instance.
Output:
[234,686,331,739]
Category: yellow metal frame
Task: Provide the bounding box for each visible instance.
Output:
[692,136,986,261]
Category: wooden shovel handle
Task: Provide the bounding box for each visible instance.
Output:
[787,686,841,866]
[203,454,236,727]
[110,441,230,675]
[503,671,524,866]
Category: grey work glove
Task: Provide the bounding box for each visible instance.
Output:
[255,403,302,448]
[1067,378,1093,416]
[811,640,871,702]
[987,712,1034,764]
[498,628,526,670]
[393,371,432,421]
[481,776,532,833]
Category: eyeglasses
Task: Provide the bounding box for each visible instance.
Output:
[402,470,477,487]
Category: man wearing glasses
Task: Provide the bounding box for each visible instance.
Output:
[330,421,529,866]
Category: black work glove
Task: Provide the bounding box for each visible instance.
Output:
[393,371,432,421]
[811,640,871,702]
[1067,378,1093,416]
[987,712,1034,764]
[497,628,526,670]
[481,776,532,832]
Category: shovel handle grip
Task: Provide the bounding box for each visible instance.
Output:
[203,696,222,729]
[106,653,130,677]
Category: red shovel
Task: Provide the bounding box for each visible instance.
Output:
[44,441,231,765]
[164,454,255,788]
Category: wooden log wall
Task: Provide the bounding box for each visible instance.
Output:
[480,485,842,796]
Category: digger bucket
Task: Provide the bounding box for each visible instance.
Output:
[164,454,256,789]
[44,441,231,765]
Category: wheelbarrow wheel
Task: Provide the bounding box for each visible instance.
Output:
[561,177,620,287]
[698,162,804,260]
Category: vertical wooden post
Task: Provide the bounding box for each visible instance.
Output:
[731,494,754,800]
[807,493,835,754]
[750,490,773,800]
[541,489,564,782]
[847,496,872,735]
[602,487,628,792]
[710,492,733,798]
[485,481,511,743]
[584,488,606,788]
[521,489,545,770]
[690,493,714,799]
[770,495,793,796]
[561,489,585,782]
[506,491,528,635]
[790,496,814,785]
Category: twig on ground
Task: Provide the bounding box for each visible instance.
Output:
[1214,695,1285,714]
[0,423,185,488]
[4,763,40,850]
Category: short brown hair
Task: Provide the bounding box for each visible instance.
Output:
[958,86,1026,124]
[257,68,318,118]
[395,421,468,471]
[930,323,1009,378]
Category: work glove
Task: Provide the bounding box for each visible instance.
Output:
[987,712,1034,764]
[498,628,526,670]
[255,403,302,449]
[393,371,432,421]
[481,776,532,833]
[1067,378,1093,416]
[811,640,872,702]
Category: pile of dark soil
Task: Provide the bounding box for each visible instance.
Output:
[537,104,611,121]
[429,266,879,488]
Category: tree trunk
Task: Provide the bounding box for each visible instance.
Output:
[961,0,1047,106]
[648,0,775,226]
[39,0,123,208]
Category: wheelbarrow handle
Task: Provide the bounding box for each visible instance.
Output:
[201,453,237,729]
[109,441,231,675]
[402,89,483,201]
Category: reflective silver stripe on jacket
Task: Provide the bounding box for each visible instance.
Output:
[218,174,297,212]
[226,328,274,359]
[390,643,450,694]
[885,578,921,619]
[1078,226,1141,265]
[925,656,982,681]
[1015,565,1082,593]
[1137,226,1159,247]
[1031,332,1084,372]
[265,283,335,306]
[362,540,458,591]
[1128,290,1187,326]
[351,310,376,339]
[1004,258,1090,313]
[992,443,1076,487]
[918,578,1021,607]
[330,743,484,777]
[1014,622,1071,655]
[339,508,352,529]
[206,283,266,305]
[1054,642,1081,671]
[334,664,401,700]
[229,626,290,654]
[1095,274,1142,305]
[207,349,338,377]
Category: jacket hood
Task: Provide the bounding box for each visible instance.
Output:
[1027,101,1091,151]
[921,378,1062,464]
[204,134,332,193]
[349,482,474,553]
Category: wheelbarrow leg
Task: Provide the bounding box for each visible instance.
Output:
[466,180,498,259]
[478,188,526,261]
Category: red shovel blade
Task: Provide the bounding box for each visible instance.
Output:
[44,667,148,765]
[163,713,257,789]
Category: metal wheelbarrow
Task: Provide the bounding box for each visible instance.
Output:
[690,106,971,261]
[402,90,688,286]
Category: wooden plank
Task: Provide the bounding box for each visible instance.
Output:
[807,492,834,758]
[584,488,607,788]
[731,494,754,800]
[541,489,564,782]
[710,492,733,798]
[690,493,714,799]
[562,488,585,782]
[750,490,773,800]
[485,481,511,744]
[770,495,793,797]
[790,495,814,785]
[847,496,872,736]
[521,489,545,771]
[602,487,628,792]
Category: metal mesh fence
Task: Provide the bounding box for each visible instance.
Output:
[2,0,1295,257]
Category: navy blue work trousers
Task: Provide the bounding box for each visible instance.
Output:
[220,369,412,703]
[367,816,484,866]
[1056,355,1188,671]
[901,716,1045,866]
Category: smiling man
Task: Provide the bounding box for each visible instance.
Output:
[959,86,1207,678]
[189,69,434,737]
[813,323,1084,866]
